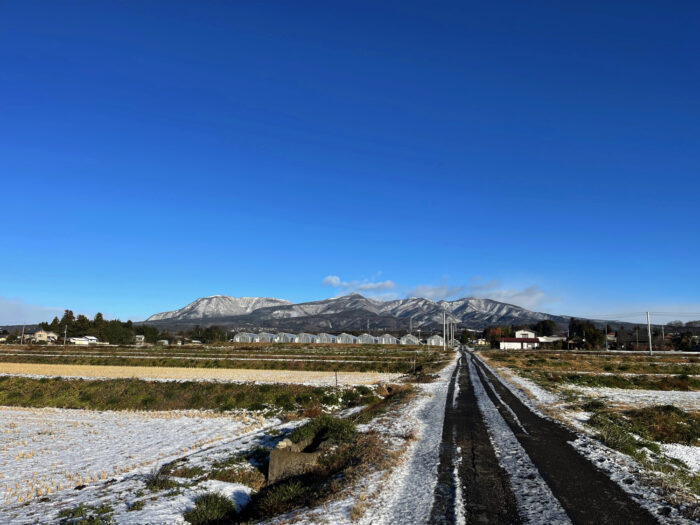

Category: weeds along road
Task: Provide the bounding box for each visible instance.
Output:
[430,348,658,525]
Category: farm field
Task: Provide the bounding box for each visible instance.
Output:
[477,350,700,515]
[0,344,450,374]
[0,343,456,523]
[0,362,401,386]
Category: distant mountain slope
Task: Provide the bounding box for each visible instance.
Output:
[146,295,292,321]
[142,293,570,331]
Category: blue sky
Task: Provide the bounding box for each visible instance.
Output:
[1,1,699,325]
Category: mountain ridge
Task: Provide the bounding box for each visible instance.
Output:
[142,293,570,331]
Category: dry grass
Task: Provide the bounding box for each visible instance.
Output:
[0,362,400,385]
[480,351,700,391]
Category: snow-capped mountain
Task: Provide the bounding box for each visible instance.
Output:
[143,293,569,331]
[146,295,292,321]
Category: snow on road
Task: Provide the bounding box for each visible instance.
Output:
[467,356,572,525]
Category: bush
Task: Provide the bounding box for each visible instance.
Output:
[625,405,700,445]
[58,503,114,524]
[145,465,177,491]
[251,480,307,516]
[288,415,357,447]
[184,492,236,524]
[589,412,638,455]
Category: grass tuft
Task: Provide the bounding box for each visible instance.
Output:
[183,492,237,524]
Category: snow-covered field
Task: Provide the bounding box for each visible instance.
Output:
[0,362,401,385]
[0,406,278,524]
[571,385,700,410]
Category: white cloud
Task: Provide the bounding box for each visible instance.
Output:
[468,279,552,310]
[322,275,341,287]
[0,297,65,325]
[322,275,396,294]
[407,284,468,301]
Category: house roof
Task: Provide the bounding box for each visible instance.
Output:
[500,338,539,342]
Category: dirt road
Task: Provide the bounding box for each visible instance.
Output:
[430,349,658,525]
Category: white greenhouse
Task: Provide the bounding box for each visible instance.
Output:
[336,333,358,344]
[295,333,317,344]
[233,332,256,343]
[255,332,275,343]
[426,335,444,347]
[357,333,377,344]
[378,334,398,345]
[316,333,336,344]
[400,334,420,345]
[274,332,296,343]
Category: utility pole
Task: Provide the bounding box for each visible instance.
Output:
[661,325,665,350]
[604,324,608,351]
[64,325,68,346]
[21,324,25,345]
[646,312,653,356]
[442,309,446,352]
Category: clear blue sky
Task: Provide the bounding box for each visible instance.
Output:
[2,1,699,324]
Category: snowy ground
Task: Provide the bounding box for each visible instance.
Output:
[0,406,281,524]
[570,385,700,410]
[264,352,460,525]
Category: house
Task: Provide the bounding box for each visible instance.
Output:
[336,333,358,344]
[274,332,297,343]
[70,336,100,346]
[134,335,146,345]
[499,337,539,350]
[426,335,444,347]
[400,334,420,345]
[33,330,58,343]
[316,333,336,344]
[357,333,377,344]
[255,332,275,343]
[515,329,536,339]
[233,332,256,343]
[378,334,398,345]
[295,333,317,344]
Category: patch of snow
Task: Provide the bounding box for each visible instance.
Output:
[0,406,278,524]
[570,387,700,411]
[661,444,700,473]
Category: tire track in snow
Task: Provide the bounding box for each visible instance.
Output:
[467,353,572,524]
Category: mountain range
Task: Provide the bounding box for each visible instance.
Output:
[142,294,572,332]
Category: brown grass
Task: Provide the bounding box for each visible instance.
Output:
[0,362,400,385]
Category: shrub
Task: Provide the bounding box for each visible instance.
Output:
[183,492,236,525]
[58,503,114,524]
[251,480,307,516]
[145,465,177,491]
[624,405,700,445]
[288,415,357,447]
